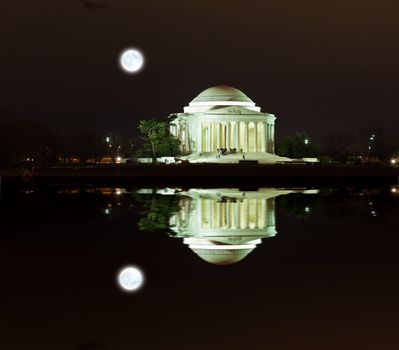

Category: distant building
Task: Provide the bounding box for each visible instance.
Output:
[169,85,291,163]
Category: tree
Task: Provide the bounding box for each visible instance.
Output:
[321,132,356,163]
[0,117,62,167]
[63,129,107,164]
[135,193,181,232]
[276,132,319,159]
[358,126,396,161]
[137,119,181,162]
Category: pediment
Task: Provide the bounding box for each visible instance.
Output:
[205,106,265,115]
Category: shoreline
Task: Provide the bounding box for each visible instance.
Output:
[1,164,398,186]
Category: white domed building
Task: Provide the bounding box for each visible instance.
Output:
[169,85,291,163]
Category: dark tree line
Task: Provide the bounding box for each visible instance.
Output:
[0,117,133,168]
[277,127,399,163]
[0,114,181,168]
[1,113,397,169]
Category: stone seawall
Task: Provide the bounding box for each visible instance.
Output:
[1,164,398,186]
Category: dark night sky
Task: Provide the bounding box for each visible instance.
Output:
[1,0,398,140]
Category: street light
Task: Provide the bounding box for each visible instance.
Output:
[367,134,376,161]
[304,138,309,145]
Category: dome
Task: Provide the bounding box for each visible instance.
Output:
[191,247,254,265]
[191,85,253,104]
[183,237,260,265]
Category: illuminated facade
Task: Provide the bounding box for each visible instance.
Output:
[169,86,291,163]
[168,188,293,265]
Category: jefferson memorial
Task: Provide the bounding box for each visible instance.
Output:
[169,85,291,163]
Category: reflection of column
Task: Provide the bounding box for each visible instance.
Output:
[235,201,240,228]
[254,198,259,228]
[246,199,250,228]
[207,199,212,228]
[216,201,221,228]
[259,198,266,228]
[221,202,226,228]
[240,200,245,229]
[266,198,275,227]
[226,201,231,228]
[231,202,236,229]
[212,200,217,229]
[248,199,255,229]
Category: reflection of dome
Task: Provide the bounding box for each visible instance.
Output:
[184,238,261,265]
[190,85,254,104]
[167,188,281,265]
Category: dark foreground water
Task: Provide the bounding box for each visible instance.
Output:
[1,185,399,350]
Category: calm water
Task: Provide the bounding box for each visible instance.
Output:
[1,185,399,350]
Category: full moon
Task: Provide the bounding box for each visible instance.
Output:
[117,266,144,292]
[119,48,144,73]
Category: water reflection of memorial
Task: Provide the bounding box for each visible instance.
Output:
[165,188,295,265]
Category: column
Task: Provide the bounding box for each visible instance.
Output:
[207,123,211,152]
[226,122,231,150]
[181,127,185,152]
[271,124,275,153]
[210,122,214,151]
[267,124,271,153]
[262,122,266,152]
[244,122,248,152]
[254,122,258,152]
[197,122,202,153]
[216,123,220,149]
[223,123,226,148]
[234,122,239,150]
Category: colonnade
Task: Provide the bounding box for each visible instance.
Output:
[200,121,274,153]
[174,197,275,231]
